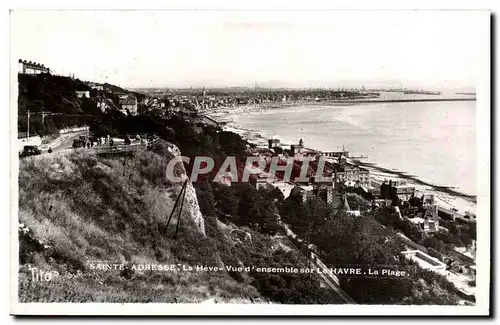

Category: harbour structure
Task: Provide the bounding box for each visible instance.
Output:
[316,145,350,159]
[403,89,442,95]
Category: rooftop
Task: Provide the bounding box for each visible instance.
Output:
[120,95,138,105]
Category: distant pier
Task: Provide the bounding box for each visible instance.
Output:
[321,97,476,105]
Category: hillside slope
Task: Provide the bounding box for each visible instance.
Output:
[17,73,143,136]
[18,142,345,303]
[18,144,254,302]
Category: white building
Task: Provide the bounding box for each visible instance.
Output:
[120,95,138,115]
[408,216,439,234]
[76,91,90,98]
[18,60,50,74]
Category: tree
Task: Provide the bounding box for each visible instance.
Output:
[212,183,239,219]
[259,186,285,208]
[80,97,102,116]
[395,218,424,242]
[280,195,308,233]
[235,183,263,227]
[160,127,175,142]
[217,131,248,156]
[420,235,446,253]
[194,181,217,218]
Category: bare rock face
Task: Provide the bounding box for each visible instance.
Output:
[183,181,206,236]
[166,143,206,237]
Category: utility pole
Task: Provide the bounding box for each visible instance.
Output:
[41,111,49,124]
[27,110,30,142]
[174,185,188,239]
[165,180,188,237]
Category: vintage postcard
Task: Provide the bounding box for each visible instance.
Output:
[9,9,491,316]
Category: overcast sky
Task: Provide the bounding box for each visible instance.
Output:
[10,10,488,89]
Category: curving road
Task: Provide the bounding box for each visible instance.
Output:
[45,131,89,153]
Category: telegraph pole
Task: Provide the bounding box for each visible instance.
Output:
[27,110,30,142]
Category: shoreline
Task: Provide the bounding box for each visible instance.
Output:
[205,105,477,211]
[357,161,476,203]
[204,97,476,115]
[323,97,475,103]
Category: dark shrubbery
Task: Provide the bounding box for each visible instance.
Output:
[279,194,463,305]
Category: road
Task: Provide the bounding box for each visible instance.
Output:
[43,131,89,153]
[41,132,156,156]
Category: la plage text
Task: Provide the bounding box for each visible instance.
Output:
[88,263,408,277]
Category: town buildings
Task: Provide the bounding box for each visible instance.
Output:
[409,217,440,234]
[393,181,416,202]
[422,194,439,219]
[333,161,371,190]
[18,59,50,75]
[380,180,415,203]
[119,95,138,115]
[454,240,477,261]
[88,83,104,91]
[290,139,306,158]
[263,137,372,207]
[76,91,90,98]
[291,185,315,203]
[268,138,281,150]
[317,149,349,159]
[96,99,111,113]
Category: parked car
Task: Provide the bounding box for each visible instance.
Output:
[72,139,85,149]
[19,145,41,158]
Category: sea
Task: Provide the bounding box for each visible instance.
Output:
[219,97,476,196]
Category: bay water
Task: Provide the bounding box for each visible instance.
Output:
[225,100,476,196]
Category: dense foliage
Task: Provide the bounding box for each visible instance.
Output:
[279,196,465,304]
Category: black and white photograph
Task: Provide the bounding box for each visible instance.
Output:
[8,8,491,316]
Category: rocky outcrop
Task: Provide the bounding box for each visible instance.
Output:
[183,180,206,236]
[166,143,206,237]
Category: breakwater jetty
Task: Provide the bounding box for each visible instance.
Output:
[320,97,476,105]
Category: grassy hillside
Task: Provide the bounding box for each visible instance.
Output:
[18,142,344,303]
[18,144,249,302]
